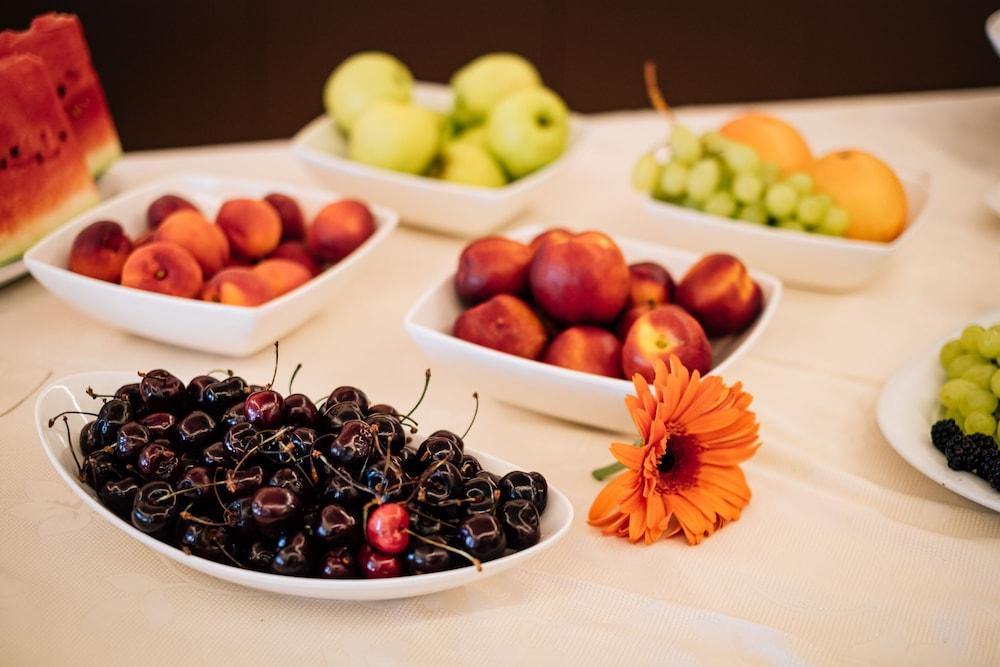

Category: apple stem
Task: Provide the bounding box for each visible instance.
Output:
[591,461,625,481]
[643,60,673,119]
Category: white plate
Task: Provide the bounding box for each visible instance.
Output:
[35,370,573,600]
[292,82,587,238]
[405,226,782,433]
[988,10,1000,57]
[877,310,1000,512]
[23,173,398,356]
[638,163,930,292]
[0,259,27,287]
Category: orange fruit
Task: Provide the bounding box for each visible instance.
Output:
[806,150,907,242]
[720,113,812,172]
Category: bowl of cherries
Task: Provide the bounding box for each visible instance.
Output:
[34,353,571,600]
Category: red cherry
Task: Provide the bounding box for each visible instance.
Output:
[244,389,284,428]
[366,503,410,555]
[358,544,402,578]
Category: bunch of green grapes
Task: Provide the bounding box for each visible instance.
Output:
[939,324,1000,442]
[631,124,850,236]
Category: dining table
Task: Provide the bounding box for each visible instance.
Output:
[1,86,999,666]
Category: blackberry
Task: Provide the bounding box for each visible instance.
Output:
[973,441,1000,490]
[945,437,980,472]
[930,419,963,453]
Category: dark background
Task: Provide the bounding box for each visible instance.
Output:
[5,1,1000,151]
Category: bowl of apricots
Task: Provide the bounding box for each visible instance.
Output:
[24,173,398,355]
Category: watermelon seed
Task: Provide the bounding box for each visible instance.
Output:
[9,145,18,158]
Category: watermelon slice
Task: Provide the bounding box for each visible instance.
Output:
[0,13,121,176]
[0,54,99,266]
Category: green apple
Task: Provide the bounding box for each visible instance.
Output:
[349,101,442,175]
[324,52,413,134]
[450,125,489,150]
[486,86,569,178]
[450,53,541,127]
[438,142,506,188]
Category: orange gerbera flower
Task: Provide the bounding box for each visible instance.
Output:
[588,355,760,545]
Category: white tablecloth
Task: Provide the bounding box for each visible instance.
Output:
[2,88,999,666]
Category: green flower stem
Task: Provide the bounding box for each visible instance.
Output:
[591,461,625,481]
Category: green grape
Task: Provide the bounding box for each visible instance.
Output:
[947,353,983,379]
[991,368,1000,398]
[940,378,977,408]
[759,161,781,184]
[817,206,850,236]
[786,171,813,194]
[795,194,830,227]
[939,339,964,368]
[681,196,701,209]
[701,131,729,155]
[960,388,998,416]
[670,125,702,165]
[631,153,661,194]
[722,143,760,174]
[961,363,997,390]
[778,220,806,232]
[764,182,798,218]
[687,158,721,202]
[737,203,768,224]
[732,173,764,204]
[964,412,997,436]
[703,192,737,218]
[960,325,985,352]
[977,328,1000,359]
[658,161,688,199]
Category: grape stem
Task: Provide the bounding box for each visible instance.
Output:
[644,60,673,118]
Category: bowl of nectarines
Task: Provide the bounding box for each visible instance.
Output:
[24,173,397,355]
[404,226,781,433]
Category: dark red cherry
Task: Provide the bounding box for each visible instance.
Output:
[367,403,398,417]
[220,402,247,429]
[175,465,213,504]
[458,454,482,479]
[323,401,365,433]
[271,531,312,576]
[79,420,100,456]
[204,376,247,414]
[414,436,462,470]
[327,385,369,413]
[176,410,217,451]
[223,422,262,464]
[319,546,357,579]
[137,442,181,481]
[176,521,231,562]
[245,389,284,429]
[418,461,462,505]
[366,503,410,555]
[114,422,151,461]
[456,514,506,561]
[98,476,141,517]
[139,412,177,441]
[186,375,217,410]
[84,453,124,490]
[499,470,547,513]
[223,465,265,500]
[314,503,359,545]
[139,369,185,412]
[366,414,405,454]
[328,420,374,467]
[284,393,317,427]
[225,496,256,540]
[461,475,499,515]
[358,544,402,579]
[320,470,363,508]
[500,499,540,549]
[113,383,145,416]
[289,427,318,458]
[268,467,308,497]
[131,481,178,534]
[201,441,227,467]
[363,458,405,501]
[96,399,132,445]
[245,541,275,571]
[251,486,301,537]
[427,429,464,453]
[405,543,454,575]
[408,506,447,537]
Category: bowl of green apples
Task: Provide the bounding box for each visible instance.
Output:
[292,52,586,238]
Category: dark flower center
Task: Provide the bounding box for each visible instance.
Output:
[656,433,700,493]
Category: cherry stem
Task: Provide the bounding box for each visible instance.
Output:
[85,387,114,400]
[158,480,232,502]
[406,530,482,572]
[288,362,303,394]
[591,461,625,481]
[267,341,279,390]
[179,510,230,527]
[461,392,479,440]
[60,416,82,474]
[47,410,98,427]
[400,369,431,425]
[403,504,458,529]
[644,59,673,118]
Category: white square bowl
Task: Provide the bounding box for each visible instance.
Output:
[638,167,930,292]
[404,226,782,433]
[292,83,587,238]
[23,173,398,356]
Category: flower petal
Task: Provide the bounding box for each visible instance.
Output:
[610,442,644,470]
[587,471,639,522]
